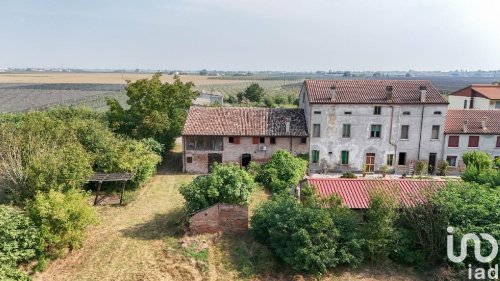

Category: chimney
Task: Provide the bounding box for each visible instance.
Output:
[285,118,291,134]
[386,85,393,100]
[419,85,427,102]
[463,120,468,133]
[482,117,487,129]
[330,84,337,101]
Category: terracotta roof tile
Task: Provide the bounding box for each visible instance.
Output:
[305,178,447,209]
[450,84,500,100]
[304,80,447,104]
[182,107,308,137]
[445,109,500,134]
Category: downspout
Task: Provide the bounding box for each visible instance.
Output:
[417,105,425,160]
[389,106,397,165]
[182,136,186,172]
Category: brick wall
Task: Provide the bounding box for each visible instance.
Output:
[189,204,248,235]
[184,136,308,173]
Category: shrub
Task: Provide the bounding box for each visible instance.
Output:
[414,161,427,177]
[27,189,98,258]
[380,165,388,177]
[256,150,307,193]
[180,163,255,213]
[0,263,31,281]
[340,172,357,179]
[0,206,40,269]
[462,151,493,172]
[437,160,449,176]
[363,188,398,261]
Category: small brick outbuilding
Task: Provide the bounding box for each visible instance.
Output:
[189,203,248,235]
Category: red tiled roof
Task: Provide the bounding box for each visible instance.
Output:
[450,84,500,100]
[445,109,500,134]
[182,107,308,137]
[305,178,447,209]
[304,80,447,104]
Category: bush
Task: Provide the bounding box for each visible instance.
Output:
[462,151,493,172]
[340,172,357,179]
[256,150,307,193]
[27,189,98,258]
[0,206,40,278]
[180,163,255,213]
[363,188,398,261]
[414,161,427,177]
[437,160,449,176]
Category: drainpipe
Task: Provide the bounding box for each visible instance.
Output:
[182,136,186,173]
[417,105,425,160]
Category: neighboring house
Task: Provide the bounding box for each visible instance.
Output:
[448,84,500,110]
[299,80,448,174]
[443,109,500,174]
[301,178,448,209]
[181,107,308,173]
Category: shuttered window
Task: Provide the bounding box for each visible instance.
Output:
[400,125,409,140]
[313,124,321,137]
[497,136,500,148]
[448,136,459,147]
[446,156,457,166]
[342,124,351,138]
[341,151,349,165]
[468,136,479,148]
[431,125,440,139]
[312,150,320,164]
[253,137,259,144]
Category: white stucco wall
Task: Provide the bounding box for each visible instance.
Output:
[443,134,500,174]
[448,95,491,109]
[304,102,447,173]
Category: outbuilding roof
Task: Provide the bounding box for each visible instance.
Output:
[304,80,447,104]
[182,107,308,137]
[445,109,500,134]
[304,178,448,209]
[450,84,500,100]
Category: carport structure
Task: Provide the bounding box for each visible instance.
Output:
[88,173,133,206]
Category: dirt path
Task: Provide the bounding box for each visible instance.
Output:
[34,153,197,281]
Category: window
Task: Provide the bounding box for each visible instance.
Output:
[463,99,468,109]
[470,97,474,109]
[186,156,193,163]
[387,154,394,166]
[448,136,459,147]
[185,136,223,151]
[434,111,442,115]
[228,136,239,144]
[497,136,500,148]
[400,125,409,140]
[431,125,440,140]
[260,137,265,144]
[253,137,259,144]
[468,136,479,147]
[302,92,305,103]
[446,156,458,167]
[313,124,321,137]
[370,124,381,138]
[374,106,381,115]
[496,101,500,109]
[301,137,307,144]
[341,151,349,165]
[313,111,321,114]
[402,111,411,115]
[398,152,406,165]
[342,124,351,138]
[312,150,320,164]
[344,111,352,115]
[270,137,276,145]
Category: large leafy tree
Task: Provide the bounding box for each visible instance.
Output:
[255,150,308,193]
[243,83,265,103]
[106,73,198,150]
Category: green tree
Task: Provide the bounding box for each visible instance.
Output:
[462,151,493,172]
[106,72,198,150]
[180,163,255,213]
[27,189,98,258]
[243,83,265,103]
[256,150,307,193]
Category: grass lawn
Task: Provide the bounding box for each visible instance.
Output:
[32,150,425,281]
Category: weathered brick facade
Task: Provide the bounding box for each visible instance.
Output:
[189,204,248,235]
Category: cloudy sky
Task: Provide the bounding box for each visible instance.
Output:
[1,0,499,71]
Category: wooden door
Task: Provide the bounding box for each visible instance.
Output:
[365,153,375,173]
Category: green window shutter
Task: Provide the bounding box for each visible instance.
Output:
[341,151,349,164]
[312,150,319,163]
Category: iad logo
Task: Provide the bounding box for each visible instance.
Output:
[447,226,499,280]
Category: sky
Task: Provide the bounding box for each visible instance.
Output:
[0,0,499,71]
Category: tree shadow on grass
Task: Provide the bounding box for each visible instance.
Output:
[120,207,187,240]
[157,151,183,175]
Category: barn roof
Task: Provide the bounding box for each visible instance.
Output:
[182,107,308,137]
[304,80,447,104]
[304,178,448,209]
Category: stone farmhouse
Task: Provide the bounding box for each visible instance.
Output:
[299,80,449,174]
[448,84,500,110]
[443,109,500,174]
[181,107,308,173]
